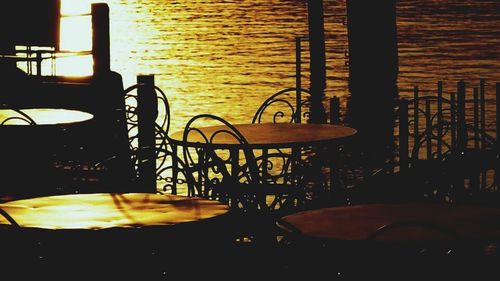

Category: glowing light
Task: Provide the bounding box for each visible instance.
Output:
[61,0,92,15]
[57,0,94,76]
[60,16,92,51]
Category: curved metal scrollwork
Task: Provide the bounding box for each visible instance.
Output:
[402,90,498,199]
[252,87,311,124]
[183,114,303,213]
[123,83,187,194]
[183,114,252,203]
[0,105,36,125]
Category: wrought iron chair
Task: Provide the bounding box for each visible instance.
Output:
[183,114,304,212]
[121,81,188,194]
[58,78,187,194]
[182,114,307,243]
[252,88,332,201]
[252,87,311,124]
[360,80,499,204]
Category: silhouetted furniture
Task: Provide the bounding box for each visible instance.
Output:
[395,80,498,204]
[0,2,133,196]
[345,79,499,205]
[169,115,357,244]
[0,192,230,280]
[252,88,311,124]
[253,88,342,203]
[80,75,186,195]
[121,75,187,194]
[170,116,357,209]
[0,107,93,199]
[276,202,500,280]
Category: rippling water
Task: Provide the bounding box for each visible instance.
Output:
[90,0,499,133]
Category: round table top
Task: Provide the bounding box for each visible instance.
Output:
[280,203,500,241]
[0,193,229,230]
[169,123,357,148]
[0,108,93,126]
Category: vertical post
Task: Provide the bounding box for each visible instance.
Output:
[307,0,327,124]
[330,96,340,125]
[450,92,456,151]
[92,3,111,76]
[437,81,443,160]
[425,99,432,160]
[413,86,419,153]
[345,0,398,169]
[295,37,302,124]
[137,75,158,193]
[399,99,409,171]
[479,79,486,149]
[473,87,479,149]
[457,80,467,153]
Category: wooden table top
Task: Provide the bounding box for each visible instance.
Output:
[169,123,357,148]
[0,108,93,126]
[280,203,500,241]
[0,193,229,230]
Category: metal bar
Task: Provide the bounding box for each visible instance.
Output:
[473,87,479,149]
[295,37,302,123]
[457,80,467,153]
[425,99,432,160]
[413,86,419,156]
[437,81,443,160]
[399,99,409,171]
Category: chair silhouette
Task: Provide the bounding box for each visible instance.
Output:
[252,87,311,124]
[182,114,306,243]
[397,80,499,204]
[353,80,499,205]
[57,76,186,194]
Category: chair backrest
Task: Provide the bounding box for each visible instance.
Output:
[122,76,180,193]
[182,114,261,207]
[252,88,311,124]
[397,85,454,170]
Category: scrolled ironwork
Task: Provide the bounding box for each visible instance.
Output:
[123,83,187,194]
[182,114,304,214]
[252,87,311,124]
[0,105,36,125]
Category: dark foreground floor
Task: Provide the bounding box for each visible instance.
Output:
[1,223,499,281]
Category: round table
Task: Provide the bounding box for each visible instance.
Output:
[169,123,357,196]
[278,202,500,241]
[0,192,229,230]
[0,193,231,280]
[0,108,95,198]
[169,122,357,148]
[277,203,500,280]
[0,108,93,126]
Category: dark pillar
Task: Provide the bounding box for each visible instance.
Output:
[137,75,158,193]
[346,0,399,165]
[92,3,111,76]
[307,0,327,124]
